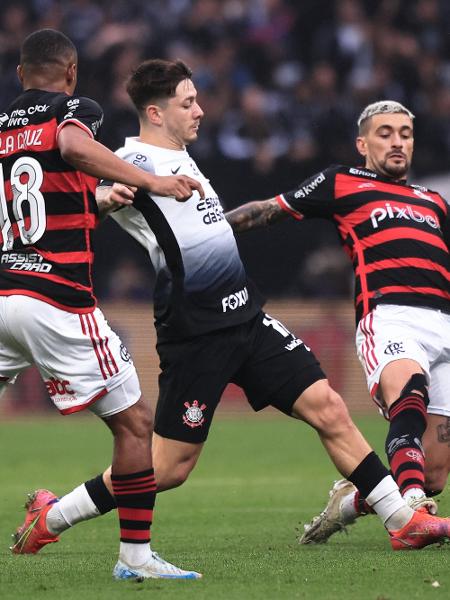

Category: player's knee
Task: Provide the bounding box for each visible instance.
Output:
[129,408,153,440]
[106,397,153,440]
[156,459,194,490]
[169,463,192,489]
[307,386,352,435]
[321,391,353,435]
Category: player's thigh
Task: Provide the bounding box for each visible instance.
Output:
[233,312,326,415]
[0,296,32,396]
[89,371,144,424]
[10,297,137,414]
[356,305,431,410]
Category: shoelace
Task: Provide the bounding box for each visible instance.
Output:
[150,552,186,574]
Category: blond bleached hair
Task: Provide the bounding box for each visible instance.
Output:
[357,101,415,133]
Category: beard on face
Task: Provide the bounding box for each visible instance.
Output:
[381,156,410,179]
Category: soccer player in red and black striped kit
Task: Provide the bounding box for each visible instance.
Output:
[226,100,450,544]
[1,29,202,579]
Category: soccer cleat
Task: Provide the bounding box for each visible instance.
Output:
[113,552,202,580]
[10,489,59,554]
[299,479,362,544]
[407,495,438,515]
[389,510,450,550]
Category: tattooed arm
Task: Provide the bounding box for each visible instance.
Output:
[225,197,288,232]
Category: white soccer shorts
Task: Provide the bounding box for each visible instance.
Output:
[356,304,450,417]
[0,295,140,415]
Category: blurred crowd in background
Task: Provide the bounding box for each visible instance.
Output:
[1,0,450,301]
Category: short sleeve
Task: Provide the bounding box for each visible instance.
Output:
[56,96,104,140]
[278,166,338,220]
[98,148,156,188]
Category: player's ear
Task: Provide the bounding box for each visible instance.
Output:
[356,136,367,157]
[146,104,163,126]
[16,64,24,85]
[66,63,77,87]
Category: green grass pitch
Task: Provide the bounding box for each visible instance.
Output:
[1,413,449,599]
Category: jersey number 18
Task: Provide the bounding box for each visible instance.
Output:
[0,156,46,251]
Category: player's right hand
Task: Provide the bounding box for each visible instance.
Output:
[147,175,205,201]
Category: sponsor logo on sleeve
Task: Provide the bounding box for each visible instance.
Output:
[90,116,103,135]
[63,98,80,120]
[294,172,325,199]
[132,153,147,167]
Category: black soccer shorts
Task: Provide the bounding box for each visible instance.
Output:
[154,311,326,443]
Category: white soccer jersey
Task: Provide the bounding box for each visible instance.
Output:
[112,137,262,339]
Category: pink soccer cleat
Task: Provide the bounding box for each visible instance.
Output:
[10,489,59,554]
[389,510,450,550]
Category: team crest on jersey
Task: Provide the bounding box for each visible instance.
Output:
[183,400,206,428]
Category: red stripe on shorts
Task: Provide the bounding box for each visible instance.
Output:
[79,313,108,379]
[87,312,119,376]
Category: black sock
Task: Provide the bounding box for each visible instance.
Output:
[85,474,117,514]
[348,451,390,499]
[385,375,428,494]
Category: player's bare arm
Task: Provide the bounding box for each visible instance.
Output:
[58,124,204,201]
[225,197,287,232]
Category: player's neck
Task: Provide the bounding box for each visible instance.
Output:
[138,126,185,151]
[22,78,71,95]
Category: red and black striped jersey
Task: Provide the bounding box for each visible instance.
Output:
[277,165,450,323]
[0,89,103,312]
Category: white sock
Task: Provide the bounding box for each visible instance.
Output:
[119,541,152,567]
[403,487,425,502]
[46,484,100,535]
[340,491,359,523]
[365,475,414,530]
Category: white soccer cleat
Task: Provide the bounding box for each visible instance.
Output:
[407,495,438,515]
[113,551,202,580]
[299,479,361,544]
